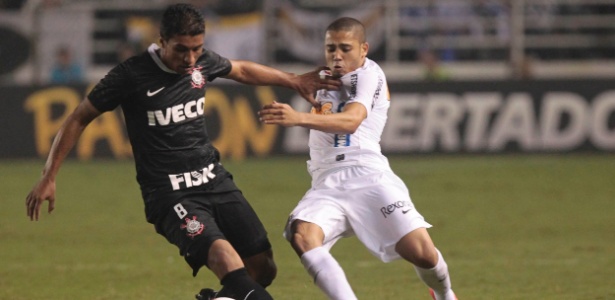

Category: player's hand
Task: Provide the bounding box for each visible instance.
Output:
[296,66,341,109]
[258,101,301,127]
[26,176,56,221]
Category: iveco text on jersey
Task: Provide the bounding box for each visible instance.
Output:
[147,97,205,126]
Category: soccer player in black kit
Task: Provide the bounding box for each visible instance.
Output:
[25,3,340,300]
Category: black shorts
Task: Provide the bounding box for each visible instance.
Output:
[154,187,271,276]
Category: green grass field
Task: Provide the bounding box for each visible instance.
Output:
[1,154,614,300]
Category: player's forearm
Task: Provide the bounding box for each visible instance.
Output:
[41,115,88,179]
[229,60,298,89]
[42,99,101,179]
[297,112,360,134]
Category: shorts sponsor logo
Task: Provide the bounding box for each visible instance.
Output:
[168,164,216,190]
[181,216,205,238]
[380,200,413,218]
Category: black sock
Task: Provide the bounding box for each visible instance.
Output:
[216,268,273,300]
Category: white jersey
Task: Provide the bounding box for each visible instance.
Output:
[308,58,391,180]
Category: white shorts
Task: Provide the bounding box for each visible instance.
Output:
[284,166,432,262]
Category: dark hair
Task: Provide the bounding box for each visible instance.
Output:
[160,3,205,40]
[326,17,366,43]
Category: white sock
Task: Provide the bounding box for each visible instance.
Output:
[414,249,456,300]
[300,247,357,300]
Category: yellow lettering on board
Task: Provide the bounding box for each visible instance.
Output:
[205,87,277,160]
[78,112,132,160]
[23,87,80,157]
[24,86,131,160]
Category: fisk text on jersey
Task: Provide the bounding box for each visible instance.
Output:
[168,163,216,191]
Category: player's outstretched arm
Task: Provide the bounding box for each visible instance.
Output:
[26,99,101,221]
[225,60,341,107]
[258,101,366,134]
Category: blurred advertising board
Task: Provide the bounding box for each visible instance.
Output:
[1,80,613,160]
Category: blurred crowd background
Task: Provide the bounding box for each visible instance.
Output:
[1,0,615,85]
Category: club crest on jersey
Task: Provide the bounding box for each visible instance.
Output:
[189,66,205,88]
[310,102,333,115]
[180,216,205,238]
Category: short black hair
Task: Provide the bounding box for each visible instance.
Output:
[160,3,205,40]
[326,17,366,43]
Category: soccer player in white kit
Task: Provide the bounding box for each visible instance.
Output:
[259,17,458,300]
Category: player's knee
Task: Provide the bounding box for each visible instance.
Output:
[411,249,438,269]
[289,232,307,255]
[396,229,439,268]
[207,240,244,275]
[290,231,323,256]
[289,221,324,256]
[247,257,277,288]
[253,265,276,288]
[244,249,277,287]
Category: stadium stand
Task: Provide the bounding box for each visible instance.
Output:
[1,0,615,83]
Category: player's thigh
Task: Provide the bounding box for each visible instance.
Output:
[156,198,223,254]
[213,191,272,259]
[154,196,224,274]
[285,189,351,250]
[346,170,432,262]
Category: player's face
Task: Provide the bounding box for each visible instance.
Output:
[160,34,204,75]
[325,29,368,78]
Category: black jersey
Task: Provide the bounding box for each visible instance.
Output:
[88,44,236,197]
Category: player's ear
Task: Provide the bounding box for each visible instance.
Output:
[159,37,166,48]
[361,42,369,58]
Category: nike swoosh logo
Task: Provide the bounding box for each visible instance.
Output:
[146,87,165,97]
[402,209,411,214]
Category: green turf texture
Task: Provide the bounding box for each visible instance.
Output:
[2,154,614,299]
